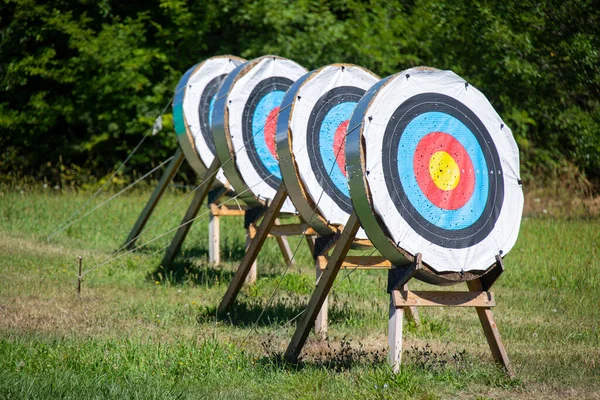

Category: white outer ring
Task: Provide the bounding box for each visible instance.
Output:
[362,68,523,273]
[184,58,239,185]
[290,65,378,239]
[228,57,307,213]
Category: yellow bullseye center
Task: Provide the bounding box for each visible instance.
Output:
[429,151,460,191]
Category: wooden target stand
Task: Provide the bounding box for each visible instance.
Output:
[216,185,419,339]
[282,213,514,377]
[123,152,294,275]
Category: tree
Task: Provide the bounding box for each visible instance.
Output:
[1,0,598,187]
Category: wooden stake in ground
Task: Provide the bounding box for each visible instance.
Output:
[77,255,82,297]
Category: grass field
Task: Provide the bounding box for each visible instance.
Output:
[0,185,599,399]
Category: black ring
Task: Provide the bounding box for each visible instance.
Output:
[307,86,365,214]
[198,74,227,155]
[242,76,294,190]
[382,93,504,249]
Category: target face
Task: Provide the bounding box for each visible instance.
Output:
[173,64,206,177]
[347,68,523,274]
[278,65,378,237]
[196,75,223,156]
[212,56,307,211]
[383,92,503,248]
[174,56,244,184]
[307,86,365,214]
[242,76,294,190]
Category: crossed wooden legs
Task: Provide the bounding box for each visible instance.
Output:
[388,282,513,377]
[284,213,513,377]
[125,154,294,274]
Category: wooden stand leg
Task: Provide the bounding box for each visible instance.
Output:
[406,305,420,325]
[217,186,288,314]
[391,280,512,376]
[284,213,361,362]
[209,211,220,265]
[388,293,404,374]
[314,256,328,340]
[124,148,185,249]
[274,218,295,267]
[388,259,422,326]
[160,159,219,268]
[467,279,515,378]
[245,228,258,285]
[404,285,420,326]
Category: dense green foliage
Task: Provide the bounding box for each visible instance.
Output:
[1,0,599,185]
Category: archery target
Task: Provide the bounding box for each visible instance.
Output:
[348,68,523,274]
[281,65,378,238]
[213,56,307,212]
[173,65,206,177]
[175,56,244,185]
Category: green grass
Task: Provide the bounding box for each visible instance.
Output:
[0,185,599,399]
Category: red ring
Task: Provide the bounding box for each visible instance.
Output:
[333,120,349,177]
[413,132,475,210]
[264,106,279,158]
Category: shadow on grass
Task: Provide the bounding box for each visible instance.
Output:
[135,235,246,263]
[197,295,306,328]
[257,340,518,385]
[253,353,306,372]
[148,251,294,289]
[178,241,248,264]
[256,337,387,373]
[148,261,235,287]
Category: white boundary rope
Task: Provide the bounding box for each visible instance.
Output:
[105,103,294,261]
[260,247,379,345]
[47,155,174,240]
[241,122,364,342]
[47,94,180,240]
[81,174,272,277]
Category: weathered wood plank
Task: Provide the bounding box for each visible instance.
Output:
[244,229,258,285]
[392,290,496,308]
[349,238,373,250]
[274,218,295,267]
[268,223,318,237]
[314,257,329,340]
[209,203,246,216]
[388,293,404,373]
[467,279,514,377]
[208,212,220,264]
[316,256,392,270]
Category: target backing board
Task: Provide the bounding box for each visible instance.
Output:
[347,68,523,279]
[277,65,379,238]
[173,56,245,185]
[212,56,307,211]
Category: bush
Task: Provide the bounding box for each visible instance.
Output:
[1,0,598,188]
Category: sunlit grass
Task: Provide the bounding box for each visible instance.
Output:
[0,186,598,399]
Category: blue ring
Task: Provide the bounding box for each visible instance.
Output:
[397,111,489,230]
[252,91,285,180]
[318,102,356,197]
[208,95,216,128]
